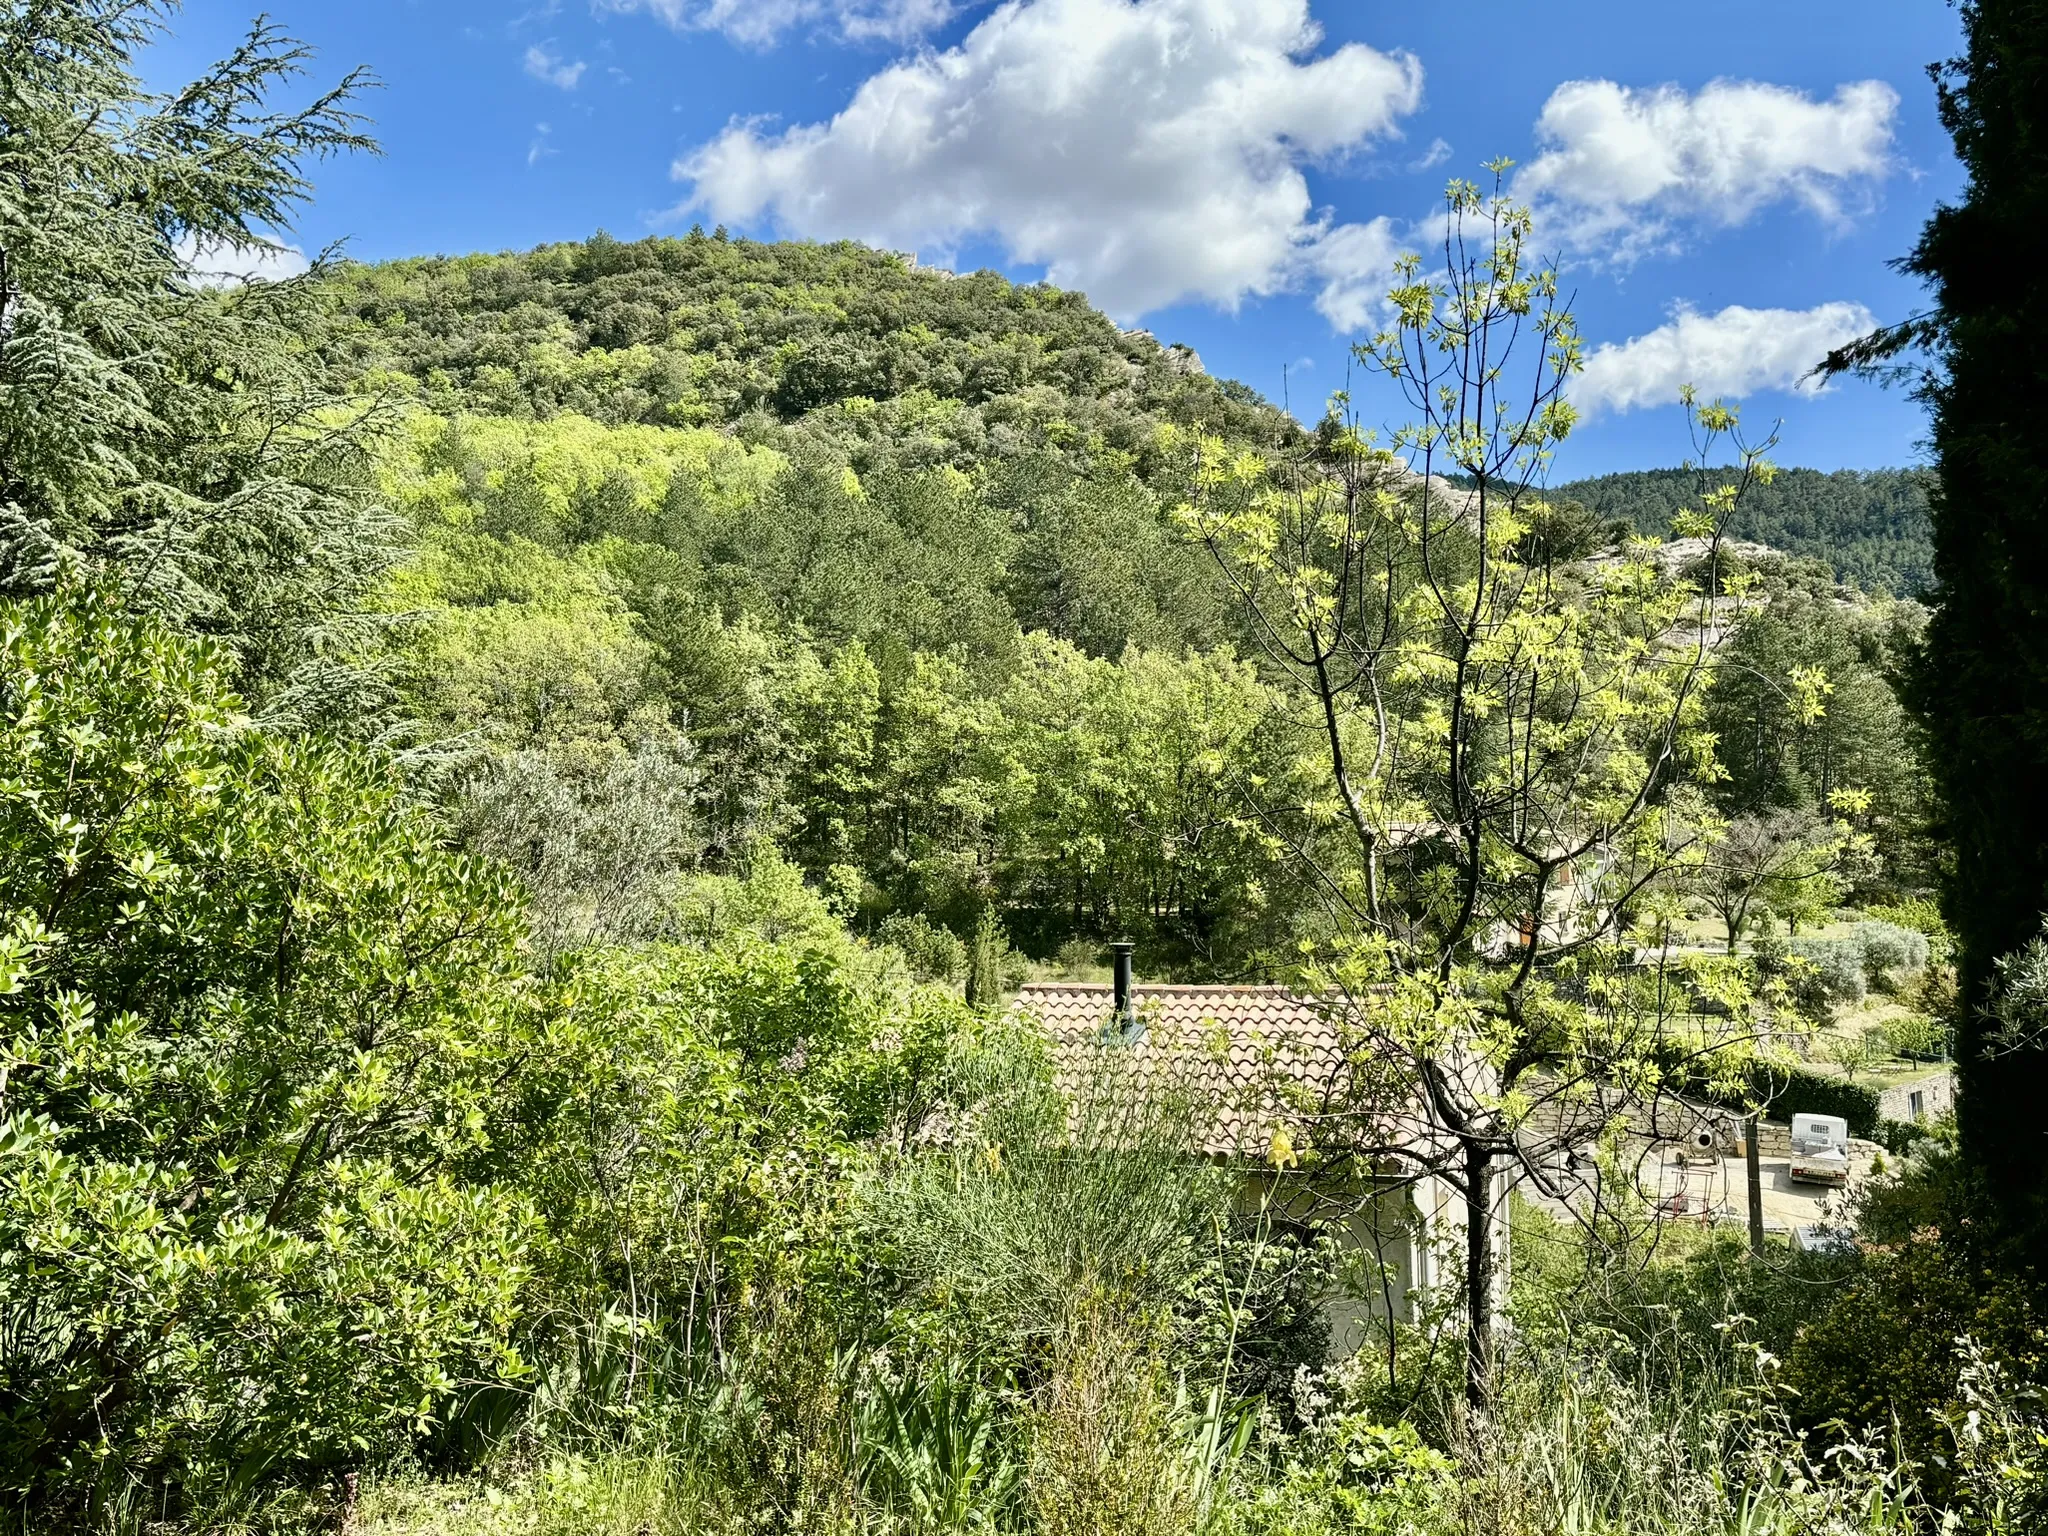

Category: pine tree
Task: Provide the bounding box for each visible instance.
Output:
[1829,0,2048,1260]
[0,1,391,730]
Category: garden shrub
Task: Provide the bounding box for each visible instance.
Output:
[877,910,969,984]
[1861,930,1913,987]
[1880,1010,1950,1061]
[1789,922,1930,1003]
[0,589,550,1518]
[1819,945,1870,1002]
[1223,1414,1454,1536]
[1863,898,1956,967]
[1874,1117,1935,1155]
[1784,1228,2046,1501]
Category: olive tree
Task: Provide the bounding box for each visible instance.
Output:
[1691,806,1862,952]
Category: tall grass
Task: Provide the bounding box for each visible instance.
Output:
[263,1038,2048,1536]
[341,1252,2041,1536]
[871,1032,1240,1535]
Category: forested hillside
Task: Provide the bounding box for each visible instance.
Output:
[1554,465,1934,595]
[314,230,1289,449]
[10,9,2041,1527]
[301,233,1343,975]
[284,233,1948,979]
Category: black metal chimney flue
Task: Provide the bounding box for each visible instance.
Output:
[1110,939,1136,1034]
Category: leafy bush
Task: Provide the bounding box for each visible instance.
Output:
[878,911,969,985]
[1875,1117,1935,1155]
[1785,1228,2046,1499]
[1787,921,1930,1004]
[1224,1414,1454,1536]
[1880,1010,1951,1060]
[1862,929,1913,982]
[1793,1129,2042,1496]
[451,733,705,959]
[1982,916,2048,1064]
[0,588,547,1517]
[1864,897,1957,967]
[1804,942,1870,1002]
[1941,1337,2048,1534]
[1864,920,1930,970]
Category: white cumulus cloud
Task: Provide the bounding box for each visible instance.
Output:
[1409,136,1452,172]
[601,0,957,47]
[674,0,1424,322]
[175,233,310,288]
[1574,301,1878,415]
[524,43,587,89]
[1305,218,1404,333]
[1519,78,1898,263]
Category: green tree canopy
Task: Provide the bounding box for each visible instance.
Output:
[0,1,390,728]
[1825,0,2048,1261]
[0,587,548,1513]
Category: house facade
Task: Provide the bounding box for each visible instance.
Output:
[1010,954,1507,1360]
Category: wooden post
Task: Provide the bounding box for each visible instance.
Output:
[1746,1113,1765,1255]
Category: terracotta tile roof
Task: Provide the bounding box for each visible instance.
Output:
[1010,982,1350,1161]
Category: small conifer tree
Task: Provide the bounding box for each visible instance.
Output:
[965,901,1005,1010]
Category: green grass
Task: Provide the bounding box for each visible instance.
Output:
[356,1453,708,1536]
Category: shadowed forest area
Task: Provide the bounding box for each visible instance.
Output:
[3,3,2046,1534]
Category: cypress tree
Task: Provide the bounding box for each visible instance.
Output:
[1833,0,2048,1258]
[964,901,1005,1011]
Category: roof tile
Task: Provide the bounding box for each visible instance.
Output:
[1012,982,1350,1160]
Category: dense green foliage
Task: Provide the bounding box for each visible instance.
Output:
[0,0,392,729]
[372,413,1317,969]
[1702,583,1933,890]
[0,587,546,1511]
[1755,0,2048,1273]
[276,215,1951,982]
[9,6,2048,1535]
[311,231,1290,448]
[1875,0,2048,1262]
[1554,466,1935,595]
[0,581,989,1522]
[309,252,1331,974]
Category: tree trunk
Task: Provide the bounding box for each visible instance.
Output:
[1464,1139,1496,1415]
[1746,1113,1765,1256]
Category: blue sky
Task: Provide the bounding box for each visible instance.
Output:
[157,0,1963,474]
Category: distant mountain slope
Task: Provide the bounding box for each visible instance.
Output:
[310,231,1306,692]
[314,229,1295,460]
[312,233,1934,602]
[1553,467,1934,596]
